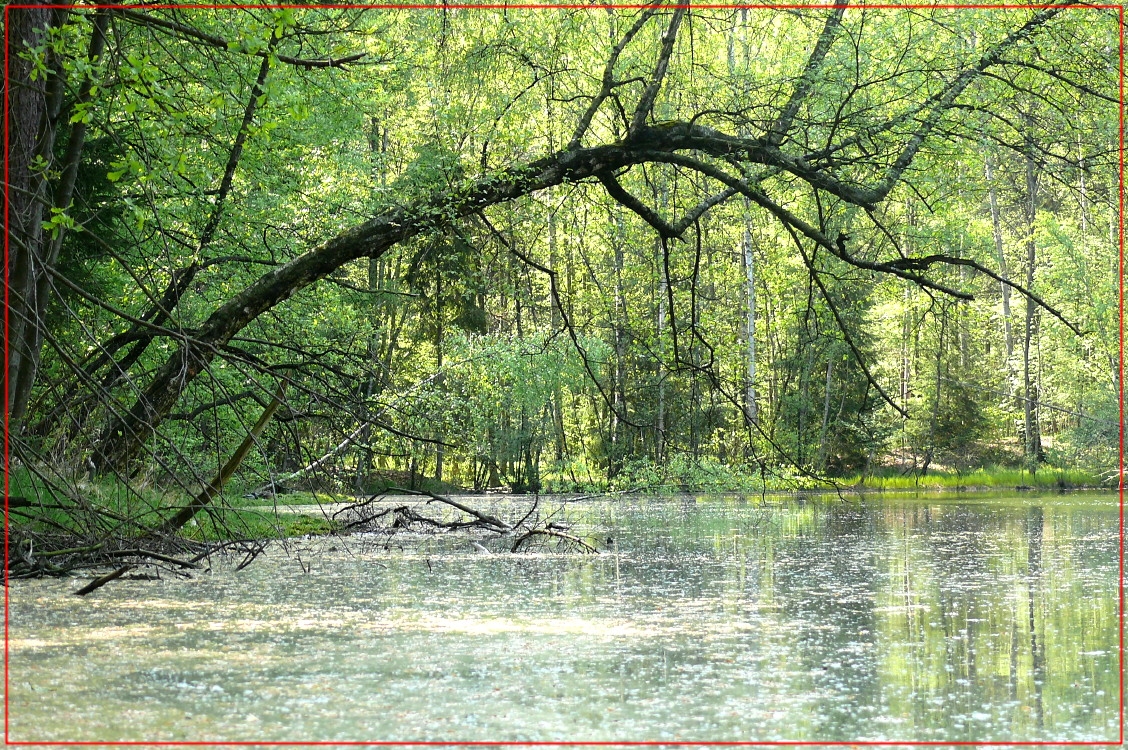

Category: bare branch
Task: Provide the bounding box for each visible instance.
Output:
[569,6,662,149]
[874,252,1083,336]
[635,149,971,300]
[114,9,368,69]
[872,4,1074,202]
[390,487,511,532]
[512,528,598,553]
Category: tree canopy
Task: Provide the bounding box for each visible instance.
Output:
[5,3,1120,518]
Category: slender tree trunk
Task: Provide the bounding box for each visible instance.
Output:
[1022,137,1044,467]
[434,273,445,484]
[1078,138,1088,233]
[543,95,568,466]
[742,197,759,426]
[609,212,626,479]
[985,153,1016,386]
[816,356,834,471]
[656,266,667,463]
[355,118,388,490]
[797,339,812,466]
[548,205,567,462]
[653,182,669,463]
[900,292,912,461]
[730,9,758,428]
[920,307,946,476]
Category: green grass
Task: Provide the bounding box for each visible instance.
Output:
[231,490,344,507]
[831,465,1107,492]
[181,507,339,541]
[6,467,341,540]
[545,458,1113,496]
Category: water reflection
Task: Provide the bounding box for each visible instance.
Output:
[8,493,1120,742]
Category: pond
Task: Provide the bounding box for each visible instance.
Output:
[8,492,1121,743]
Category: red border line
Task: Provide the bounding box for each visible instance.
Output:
[4,2,12,747]
[1118,1,1126,746]
[3,2,1123,747]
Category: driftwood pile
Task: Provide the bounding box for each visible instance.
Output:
[333,487,600,554]
[9,530,269,594]
[8,487,601,596]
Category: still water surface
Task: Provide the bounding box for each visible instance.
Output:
[9,493,1121,743]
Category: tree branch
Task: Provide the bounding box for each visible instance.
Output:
[872,4,1074,202]
[569,5,662,148]
[766,4,847,145]
[114,9,368,69]
[628,6,687,137]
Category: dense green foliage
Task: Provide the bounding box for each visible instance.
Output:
[8,5,1120,524]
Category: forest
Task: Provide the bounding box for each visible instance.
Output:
[5,2,1122,547]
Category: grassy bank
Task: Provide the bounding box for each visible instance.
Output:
[6,468,338,541]
[6,461,1114,547]
[829,466,1106,492]
[569,455,1112,496]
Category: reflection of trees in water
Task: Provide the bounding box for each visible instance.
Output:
[769,504,883,739]
[872,501,1081,739]
[922,504,993,733]
[1026,505,1044,730]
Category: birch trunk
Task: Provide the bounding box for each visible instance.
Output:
[985,153,1015,368]
[1022,137,1044,466]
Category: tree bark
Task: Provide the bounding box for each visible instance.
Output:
[985,153,1015,383]
[1022,137,1044,466]
[6,6,82,427]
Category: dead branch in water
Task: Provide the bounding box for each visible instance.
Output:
[105,548,200,568]
[390,487,511,531]
[73,565,133,596]
[511,528,599,554]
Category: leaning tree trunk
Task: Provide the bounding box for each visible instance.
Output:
[88,141,651,474]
